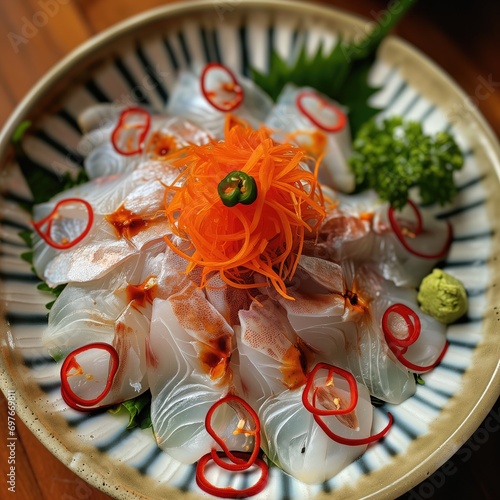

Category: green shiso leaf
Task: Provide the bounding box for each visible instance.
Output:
[250,0,416,137]
[110,391,153,430]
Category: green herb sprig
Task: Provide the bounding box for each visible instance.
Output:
[349,116,464,209]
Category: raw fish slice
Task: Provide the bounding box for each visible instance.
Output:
[237,297,313,403]
[80,112,211,179]
[260,382,373,484]
[266,84,355,192]
[148,283,236,463]
[84,139,134,180]
[304,188,379,263]
[237,298,374,484]
[32,173,137,280]
[344,317,416,404]
[261,255,361,332]
[309,190,451,288]
[370,201,453,288]
[166,67,273,139]
[44,242,166,407]
[78,106,141,179]
[296,324,351,371]
[342,263,445,402]
[204,273,252,327]
[78,103,126,133]
[35,161,179,285]
[356,265,448,372]
[43,241,164,355]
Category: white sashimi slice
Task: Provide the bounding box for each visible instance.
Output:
[44,242,167,408]
[344,318,416,404]
[204,273,252,327]
[342,262,416,403]
[343,263,446,402]
[262,255,361,333]
[80,110,211,179]
[237,297,313,402]
[360,266,448,373]
[166,65,273,139]
[33,161,179,285]
[304,188,379,263]
[32,173,134,279]
[78,103,125,133]
[266,84,355,192]
[307,190,452,288]
[260,383,373,484]
[148,283,237,463]
[371,201,453,288]
[237,297,374,484]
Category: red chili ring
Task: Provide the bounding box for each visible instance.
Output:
[32,198,94,250]
[205,395,261,472]
[393,341,449,372]
[302,362,359,416]
[388,200,453,259]
[382,303,421,349]
[111,107,151,156]
[200,63,244,112]
[196,451,269,499]
[60,343,119,411]
[296,90,347,133]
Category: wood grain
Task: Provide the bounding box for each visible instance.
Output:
[0,1,499,499]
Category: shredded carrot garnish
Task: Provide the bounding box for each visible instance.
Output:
[163,116,325,300]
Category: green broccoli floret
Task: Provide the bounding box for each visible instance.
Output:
[349,117,464,209]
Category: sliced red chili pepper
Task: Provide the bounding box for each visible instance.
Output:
[312,390,394,446]
[382,303,421,351]
[393,341,449,372]
[205,395,260,472]
[60,343,119,411]
[111,107,151,156]
[382,303,448,372]
[201,63,244,112]
[196,451,269,499]
[388,200,453,259]
[302,362,358,416]
[32,198,94,250]
[296,90,347,133]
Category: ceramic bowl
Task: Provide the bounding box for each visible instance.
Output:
[1,1,499,499]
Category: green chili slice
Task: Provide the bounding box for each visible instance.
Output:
[217,171,258,207]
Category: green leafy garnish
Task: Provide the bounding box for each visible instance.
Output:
[370,396,386,407]
[349,116,464,209]
[414,373,425,385]
[109,391,153,430]
[250,0,416,137]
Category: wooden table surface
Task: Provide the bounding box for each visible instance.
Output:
[0,1,499,499]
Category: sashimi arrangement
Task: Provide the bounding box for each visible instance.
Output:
[12,3,470,497]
